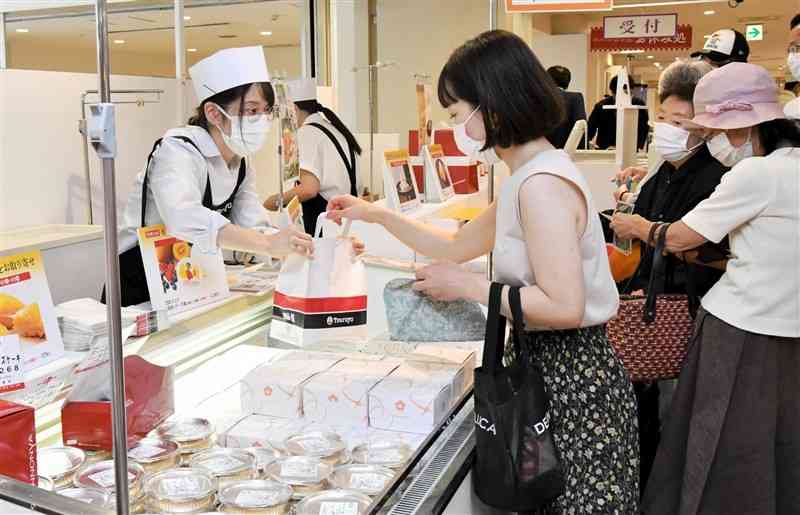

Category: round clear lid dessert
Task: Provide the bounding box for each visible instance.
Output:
[145,468,216,502]
[128,437,179,463]
[294,489,373,515]
[189,448,255,476]
[330,464,395,496]
[267,456,332,485]
[74,460,144,491]
[37,446,86,480]
[156,417,214,443]
[351,439,412,468]
[59,487,110,506]
[219,480,293,508]
[285,430,346,458]
[246,446,283,470]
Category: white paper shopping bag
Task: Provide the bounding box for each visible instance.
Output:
[270,214,368,347]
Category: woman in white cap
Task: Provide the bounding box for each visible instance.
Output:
[112,46,313,306]
[263,78,361,235]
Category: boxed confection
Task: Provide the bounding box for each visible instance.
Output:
[368,361,455,434]
[302,359,401,428]
[0,400,37,484]
[240,352,344,419]
[405,345,476,398]
[61,355,174,450]
[219,414,309,449]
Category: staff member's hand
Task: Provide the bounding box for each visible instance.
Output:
[413,263,475,302]
[270,226,313,258]
[610,213,647,241]
[326,195,383,224]
[348,237,366,256]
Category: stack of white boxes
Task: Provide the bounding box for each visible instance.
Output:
[218,345,475,449]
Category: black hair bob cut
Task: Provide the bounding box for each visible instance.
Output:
[437,30,565,151]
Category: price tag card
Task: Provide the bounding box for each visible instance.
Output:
[350,473,387,492]
[319,501,359,515]
[200,455,245,474]
[129,444,165,461]
[0,335,24,394]
[162,477,203,496]
[235,490,281,507]
[88,469,134,488]
[281,460,318,479]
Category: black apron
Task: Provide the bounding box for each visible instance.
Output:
[102,136,247,307]
[301,122,358,235]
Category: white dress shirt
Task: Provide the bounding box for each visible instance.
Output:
[118,125,271,254]
[297,112,357,201]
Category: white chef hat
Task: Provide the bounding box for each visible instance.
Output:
[287,78,317,102]
[189,46,271,103]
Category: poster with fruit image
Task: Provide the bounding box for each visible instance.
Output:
[137,225,230,315]
[0,250,64,374]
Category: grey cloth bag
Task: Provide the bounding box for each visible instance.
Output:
[384,278,487,342]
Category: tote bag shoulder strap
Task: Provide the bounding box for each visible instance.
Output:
[482,282,507,373]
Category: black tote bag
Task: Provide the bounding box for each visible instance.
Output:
[472,283,565,512]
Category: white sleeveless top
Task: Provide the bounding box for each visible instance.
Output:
[493,149,619,330]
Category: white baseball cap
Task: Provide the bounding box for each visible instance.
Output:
[287,78,317,102]
[691,29,749,64]
[189,46,270,103]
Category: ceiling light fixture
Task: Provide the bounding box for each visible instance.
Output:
[187,48,197,52]
[647,55,655,59]
[184,16,191,21]
[15,28,29,33]
[114,39,125,44]
[704,10,716,15]
[260,31,272,36]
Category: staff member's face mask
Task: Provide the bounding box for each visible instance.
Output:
[211,103,272,156]
[451,104,501,165]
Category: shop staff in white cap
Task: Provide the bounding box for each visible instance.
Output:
[111,46,313,307]
[264,78,361,235]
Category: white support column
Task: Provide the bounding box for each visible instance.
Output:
[300,0,311,78]
[175,0,186,125]
[0,13,7,70]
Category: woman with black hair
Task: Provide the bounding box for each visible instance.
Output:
[264,78,361,235]
[327,30,639,513]
[114,47,313,307]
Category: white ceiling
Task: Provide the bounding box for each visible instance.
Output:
[0,0,136,12]
[4,0,302,60]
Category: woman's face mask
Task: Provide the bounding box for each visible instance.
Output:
[707,130,754,167]
[450,104,500,164]
[211,103,272,156]
[653,122,702,163]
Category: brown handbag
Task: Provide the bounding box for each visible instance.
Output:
[606,223,696,382]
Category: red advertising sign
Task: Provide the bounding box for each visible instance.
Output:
[590,24,693,52]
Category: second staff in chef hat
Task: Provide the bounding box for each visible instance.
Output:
[188,46,275,156]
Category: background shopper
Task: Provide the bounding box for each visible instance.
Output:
[690,28,750,68]
[636,63,800,515]
[328,30,640,514]
[546,66,587,149]
[587,76,649,151]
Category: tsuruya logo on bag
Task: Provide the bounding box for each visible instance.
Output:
[474,413,496,436]
[531,411,551,436]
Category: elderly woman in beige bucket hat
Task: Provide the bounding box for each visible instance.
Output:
[626,62,800,514]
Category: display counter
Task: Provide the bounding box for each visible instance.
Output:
[0,258,485,515]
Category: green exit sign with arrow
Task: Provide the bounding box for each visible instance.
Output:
[746,24,763,41]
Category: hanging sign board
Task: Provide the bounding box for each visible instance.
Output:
[505,0,613,13]
[604,14,677,39]
[591,24,692,52]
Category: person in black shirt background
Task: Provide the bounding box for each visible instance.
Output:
[609,58,728,496]
[546,65,587,148]
[587,76,650,150]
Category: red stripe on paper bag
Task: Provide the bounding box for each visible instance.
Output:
[273,292,367,314]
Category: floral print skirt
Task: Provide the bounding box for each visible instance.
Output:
[508,325,640,515]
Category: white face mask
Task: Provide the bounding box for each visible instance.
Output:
[452,106,487,159]
[212,103,272,156]
[707,131,754,167]
[788,52,800,81]
[653,122,701,163]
